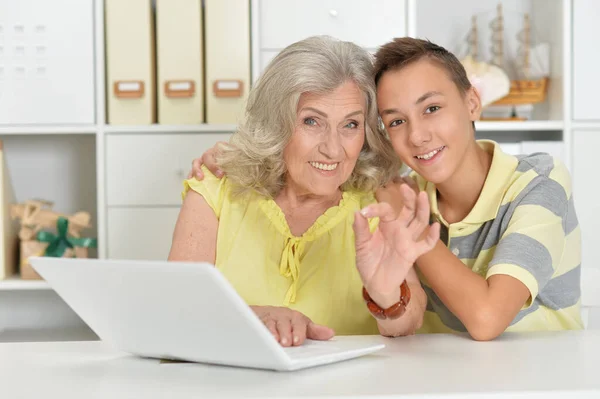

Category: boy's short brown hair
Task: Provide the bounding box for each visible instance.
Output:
[373,37,472,95]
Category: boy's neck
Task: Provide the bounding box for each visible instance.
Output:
[436,140,492,224]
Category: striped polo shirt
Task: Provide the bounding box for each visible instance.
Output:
[412,140,583,333]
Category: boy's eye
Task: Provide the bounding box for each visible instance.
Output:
[425,105,440,113]
[389,119,405,127]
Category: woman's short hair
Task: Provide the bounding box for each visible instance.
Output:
[217,35,400,198]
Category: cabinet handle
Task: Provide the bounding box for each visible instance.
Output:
[114,81,145,99]
[213,79,244,98]
[165,80,195,98]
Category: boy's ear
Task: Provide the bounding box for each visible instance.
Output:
[466,86,482,121]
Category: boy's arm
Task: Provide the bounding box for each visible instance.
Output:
[416,178,570,341]
[416,242,531,341]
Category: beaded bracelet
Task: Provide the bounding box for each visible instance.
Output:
[362,280,411,320]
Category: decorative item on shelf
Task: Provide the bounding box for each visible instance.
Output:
[459,3,550,121]
[10,199,91,241]
[460,14,511,108]
[10,200,97,280]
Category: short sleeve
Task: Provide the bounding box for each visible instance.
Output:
[182,165,229,219]
[486,177,569,308]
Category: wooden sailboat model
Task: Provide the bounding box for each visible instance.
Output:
[489,5,549,108]
[460,13,511,108]
[462,4,550,120]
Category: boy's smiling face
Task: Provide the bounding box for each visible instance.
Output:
[377,58,482,185]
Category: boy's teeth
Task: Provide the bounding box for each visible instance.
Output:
[310,162,338,171]
[416,147,443,160]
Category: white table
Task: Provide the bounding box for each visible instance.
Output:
[1,330,599,399]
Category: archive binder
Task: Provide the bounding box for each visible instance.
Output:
[204,0,251,124]
[105,0,156,124]
[156,0,204,124]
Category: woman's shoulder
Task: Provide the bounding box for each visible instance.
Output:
[182,166,239,218]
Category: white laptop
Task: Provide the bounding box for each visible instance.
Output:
[29,257,385,371]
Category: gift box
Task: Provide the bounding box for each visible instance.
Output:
[11,200,97,280]
[20,240,89,280]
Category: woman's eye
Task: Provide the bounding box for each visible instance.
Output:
[304,117,318,126]
[389,119,405,128]
[345,121,359,129]
[425,105,440,114]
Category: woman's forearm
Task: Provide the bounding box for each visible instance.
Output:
[373,269,427,337]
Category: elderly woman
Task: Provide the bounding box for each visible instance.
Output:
[168,36,439,346]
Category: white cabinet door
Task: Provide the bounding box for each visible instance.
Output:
[573,0,600,121]
[0,0,95,124]
[106,133,231,206]
[257,0,406,50]
[107,207,181,260]
[573,130,600,270]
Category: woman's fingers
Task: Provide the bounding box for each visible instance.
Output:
[353,211,373,249]
[290,316,309,346]
[407,191,431,238]
[263,318,280,342]
[414,222,441,255]
[359,202,397,223]
[396,184,418,226]
[276,318,293,347]
[306,321,335,341]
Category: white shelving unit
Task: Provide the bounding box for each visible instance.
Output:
[475,120,564,131]
[0,277,50,291]
[1,0,597,340]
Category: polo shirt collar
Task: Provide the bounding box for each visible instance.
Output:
[425,140,518,225]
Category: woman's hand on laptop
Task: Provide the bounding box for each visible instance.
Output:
[251,305,334,347]
[187,142,226,180]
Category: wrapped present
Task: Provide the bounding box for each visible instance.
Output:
[20,241,89,280]
[17,215,97,280]
[10,199,91,241]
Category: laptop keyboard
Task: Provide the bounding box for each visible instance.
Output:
[282,340,343,360]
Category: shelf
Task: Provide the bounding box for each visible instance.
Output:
[104,124,238,134]
[0,125,97,135]
[0,276,51,291]
[572,122,600,130]
[475,121,564,132]
[103,122,563,134]
[0,327,98,342]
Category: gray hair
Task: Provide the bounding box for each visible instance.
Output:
[217,35,400,198]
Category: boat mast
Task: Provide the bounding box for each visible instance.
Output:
[469,15,478,59]
[490,3,504,68]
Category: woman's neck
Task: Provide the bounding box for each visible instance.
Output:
[275,181,343,236]
[436,141,492,224]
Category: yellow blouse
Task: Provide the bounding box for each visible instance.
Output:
[182,166,380,335]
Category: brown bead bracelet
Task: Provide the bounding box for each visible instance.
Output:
[362,280,411,320]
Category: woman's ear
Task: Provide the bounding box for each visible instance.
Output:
[466,86,482,121]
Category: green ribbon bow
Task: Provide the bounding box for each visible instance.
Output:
[36,216,98,257]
